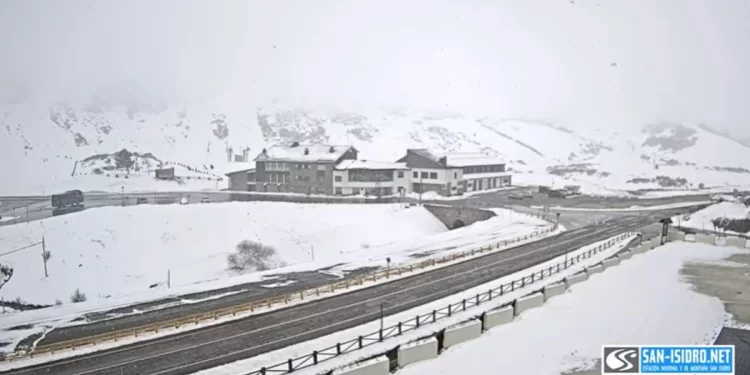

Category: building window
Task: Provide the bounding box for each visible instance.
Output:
[454,171,457,179]
[335,175,342,182]
[397,171,404,178]
[335,187,342,195]
[349,169,393,182]
[413,171,418,178]
[317,170,325,178]
[317,164,326,171]
[429,172,437,179]
[421,172,428,179]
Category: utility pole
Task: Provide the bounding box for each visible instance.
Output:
[167,269,171,288]
[380,303,384,331]
[418,173,424,206]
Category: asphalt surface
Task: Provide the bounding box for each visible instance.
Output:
[2,208,690,375]
[714,327,750,375]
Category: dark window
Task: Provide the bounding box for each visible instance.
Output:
[335,187,342,195]
[413,171,418,178]
[335,175,342,182]
[429,172,437,179]
[421,172,428,179]
[397,171,404,178]
[349,170,393,182]
[454,171,458,179]
[317,170,325,178]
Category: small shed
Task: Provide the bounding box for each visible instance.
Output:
[155,167,175,180]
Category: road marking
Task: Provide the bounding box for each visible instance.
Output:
[58,220,641,375]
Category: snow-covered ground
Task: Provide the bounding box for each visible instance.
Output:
[675,201,750,234]
[192,233,636,375]
[396,242,744,375]
[0,202,449,306]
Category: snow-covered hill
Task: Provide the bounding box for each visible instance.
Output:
[2,101,750,196]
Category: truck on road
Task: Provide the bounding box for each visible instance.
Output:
[51,190,85,216]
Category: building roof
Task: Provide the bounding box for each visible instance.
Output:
[441,152,504,167]
[255,144,356,163]
[335,160,409,171]
[219,162,256,176]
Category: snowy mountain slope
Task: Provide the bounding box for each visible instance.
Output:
[2,101,750,195]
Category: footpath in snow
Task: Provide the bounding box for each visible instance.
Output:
[396,241,746,375]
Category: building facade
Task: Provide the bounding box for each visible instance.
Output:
[254,144,358,195]
[397,149,510,196]
[225,167,256,191]
[332,160,410,196]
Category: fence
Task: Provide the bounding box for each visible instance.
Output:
[242,231,634,375]
[2,223,556,362]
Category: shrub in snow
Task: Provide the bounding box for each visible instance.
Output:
[227,241,286,272]
[55,299,62,306]
[70,288,87,303]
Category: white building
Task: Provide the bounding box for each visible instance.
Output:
[333,160,411,196]
[397,149,511,196]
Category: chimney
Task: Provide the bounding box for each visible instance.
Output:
[329,146,335,153]
[262,148,267,155]
[304,148,310,155]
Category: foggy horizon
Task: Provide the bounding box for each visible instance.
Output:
[1,0,749,136]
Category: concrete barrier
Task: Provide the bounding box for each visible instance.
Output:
[542,282,566,302]
[443,320,482,349]
[334,356,389,375]
[746,240,750,249]
[398,337,438,367]
[715,237,727,246]
[514,292,544,316]
[685,234,696,242]
[483,305,514,330]
[632,245,646,254]
[585,264,604,276]
[696,234,715,244]
[617,251,632,261]
[668,231,685,242]
[564,272,588,288]
[726,237,745,248]
[601,257,620,269]
[648,238,662,249]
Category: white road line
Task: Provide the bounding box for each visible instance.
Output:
[69,221,637,375]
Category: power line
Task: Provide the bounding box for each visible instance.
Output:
[0,241,43,258]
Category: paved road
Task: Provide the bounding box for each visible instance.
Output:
[2,209,688,375]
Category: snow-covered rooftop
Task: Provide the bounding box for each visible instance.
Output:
[255,144,355,163]
[441,152,504,167]
[335,160,409,171]
[219,162,255,176]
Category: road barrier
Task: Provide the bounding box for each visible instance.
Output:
[542,282,566,302]
[482,305,514,330]
[3,221,557,363]
[442,320,482,349]
[397,337,438,367]
[236,231,635,375]
[332,356,389,375]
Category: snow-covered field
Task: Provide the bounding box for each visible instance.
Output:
[675,201,750,234]
[396,242,744,375]
[0,202,449,306]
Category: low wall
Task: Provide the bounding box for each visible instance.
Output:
[228,192,401,205]
[725,237,744,248]
[443,320,482,349]
[482,305,514,330]
[668,231,685,242]
[542,282,566,302]
[617,251,632,261]
[397,337,438,367]
[632,245,646,254]
[696,233,715,244]
[685,234,696,242]
[514,292,544,316]
[648,237,662,249]
[424,205,496,230]
[564,272,588,288]
[333,356,389,375]
[601,257,619,269]
[585,264,604,276]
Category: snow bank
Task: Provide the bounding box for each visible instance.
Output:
[677,201,750,234]
[398,242,737,375]
[0,202,446,305]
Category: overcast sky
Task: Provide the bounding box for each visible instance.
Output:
[1,0,748,135]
